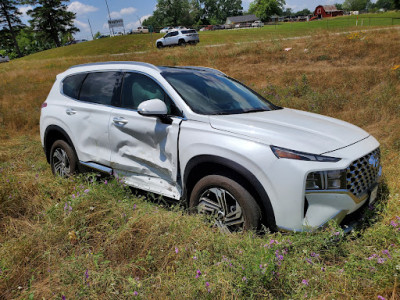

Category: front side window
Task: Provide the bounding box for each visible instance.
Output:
[162,70,278,115]
[121,72,181,116]
[62,73,87,99]
[79,72,122,106]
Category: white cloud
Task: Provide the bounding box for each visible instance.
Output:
[74,19,90,32]
[19,5,33,17]
[126,14,152,30]
[68,1,98,15]
[120,7,137,15]
[110,11,121,19]
[109,7,137,19]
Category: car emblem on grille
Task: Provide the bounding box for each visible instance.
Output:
[369,155,379,168]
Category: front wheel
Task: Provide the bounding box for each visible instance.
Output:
[50,140,78,177]
[157,42,163,49]
[189,175,261,233]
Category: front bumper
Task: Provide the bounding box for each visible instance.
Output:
[264,135,381,232]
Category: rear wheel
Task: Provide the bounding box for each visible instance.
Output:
[178,39,186,47]
[189,175,261,233]
[50,140,78,177]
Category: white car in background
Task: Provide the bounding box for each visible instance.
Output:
[40,62,382,233]
[156,29,199,48]
[160,27,174,34]
[132,26,149,34]
[0,54,10,63]
[252,20,264,27]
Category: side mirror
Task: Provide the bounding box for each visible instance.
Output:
[137,99,172,124]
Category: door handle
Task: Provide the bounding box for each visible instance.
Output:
[66,108,76,115]
[113,117,128,125]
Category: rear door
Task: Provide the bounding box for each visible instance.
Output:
[63,71,122,165]
[109,72,183,199]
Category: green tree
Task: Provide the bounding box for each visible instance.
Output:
[375,0,393,9]
[394,0,400,9]
[0,0,23,57]
[27,0,79,47]
[296,8,311,15]
[342,0,371,11]
[334,3,344,10]
[248,0,286,21]
[200,0,242,24]
[151,0,193,26]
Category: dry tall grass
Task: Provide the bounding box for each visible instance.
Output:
[0,28,400,299]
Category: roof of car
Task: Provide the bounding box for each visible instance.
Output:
[68,62,225,76]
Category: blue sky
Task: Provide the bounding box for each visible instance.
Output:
[17,0,343,40]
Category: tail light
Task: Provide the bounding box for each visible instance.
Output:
[41,102,47,109]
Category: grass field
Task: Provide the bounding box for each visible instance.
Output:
[0,20,400,299]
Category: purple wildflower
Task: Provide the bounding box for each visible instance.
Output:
[71,194,75,199]
[306,258,313,265]
[302,279,309,286]
[175,247,179,254]
[259,264,263,269]
[84,189,89,193]
[382,250,391,258]
[133,204,136,210]
[377,296,386,300]
[277,255,284,261]
[321,267,326,272]
[193,256,197,260]
[390,221,398,227]
[133,291,138,296]
[242,276,247,282]
[377,258,385,264]
[62,296,66,300]
[84,269,89,286]
[195,269,201,278]
[64,202,68,212]
[104,180,108,185]
[205,282,210,287]
[333,231,340,236]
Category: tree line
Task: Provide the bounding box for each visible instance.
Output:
[1,0,399,59]
[0,0,77,59]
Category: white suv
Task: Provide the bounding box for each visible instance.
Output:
[40,62,382,232]
[156,29,199,48]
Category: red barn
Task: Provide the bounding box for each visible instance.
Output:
[314,5,344,19]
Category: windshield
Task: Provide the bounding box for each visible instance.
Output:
[161,70,278,115]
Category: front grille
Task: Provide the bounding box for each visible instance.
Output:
[346,148,381,197]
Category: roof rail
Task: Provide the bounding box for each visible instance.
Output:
[68,61,160,71]
[172,66,226,76]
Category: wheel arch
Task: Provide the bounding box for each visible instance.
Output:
[44,125,77,164]
[183,155,276,230]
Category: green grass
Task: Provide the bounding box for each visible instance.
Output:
[22,12,400,61]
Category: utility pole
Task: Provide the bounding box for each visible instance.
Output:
[88,19,94,40]
[105,0,114,36]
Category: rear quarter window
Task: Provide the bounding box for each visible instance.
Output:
[79,71,122,106]
[62,73,87,99]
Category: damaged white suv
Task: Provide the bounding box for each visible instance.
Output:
[40,62,382,232]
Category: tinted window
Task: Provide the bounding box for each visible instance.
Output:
[62,73,87,99]
[162,71,278,115]
[182,30,196,34]
[170,31,178,37]
[121,72,181,116]
[79,72,121,106]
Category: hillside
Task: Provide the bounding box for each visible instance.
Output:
[0,23,400,299]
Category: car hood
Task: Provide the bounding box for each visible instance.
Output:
[209,108,369,154]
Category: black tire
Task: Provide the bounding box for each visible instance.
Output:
[189,175,261,232]
[178,39,186,47]
[50,140,78,177]
[157,42,163,49]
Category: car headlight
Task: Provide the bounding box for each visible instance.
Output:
[271,146,341,162]
[306,170,347,190]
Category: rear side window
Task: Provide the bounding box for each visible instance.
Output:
[62,73,86,99]
[79,72,122,106]
[182,30,196,34]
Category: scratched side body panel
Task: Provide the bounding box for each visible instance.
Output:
[109,108,182,199]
